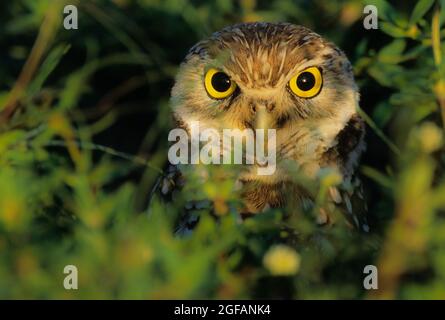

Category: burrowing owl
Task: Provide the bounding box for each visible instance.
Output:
[168,22,368,232]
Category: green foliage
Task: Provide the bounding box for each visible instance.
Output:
[0,0,445,299]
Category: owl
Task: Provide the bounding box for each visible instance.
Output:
[167,22,368,233]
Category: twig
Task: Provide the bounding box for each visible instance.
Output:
[0,4,63,126]
[41,139,165,176]
[432,3,445,128]
[356,104,401,156]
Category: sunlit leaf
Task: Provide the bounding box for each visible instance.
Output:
[409,0,435,26]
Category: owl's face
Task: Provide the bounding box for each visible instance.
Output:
[171,22,360,182]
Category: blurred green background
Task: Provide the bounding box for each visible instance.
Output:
[1,0,445,299]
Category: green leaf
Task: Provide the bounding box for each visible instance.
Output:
[409,0,435,26]
[380,21,407,38]
[440,0,445,26]
[368,63,404,87]
[0,130,26,154]
[27,44,71,97]
[372,101,394,127]
[361,166,393,189]
[355,39,368,58]
[378,39,406,64]
[366,0,397,22]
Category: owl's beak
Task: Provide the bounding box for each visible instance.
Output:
[253,103,273,130]
[251,102,276,174]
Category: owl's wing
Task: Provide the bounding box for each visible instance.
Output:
[159,164,212,236]
[323,114,369,232]
[328,177,369,233]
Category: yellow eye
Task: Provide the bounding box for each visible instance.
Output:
[288,66,323,98]
[204,68,237,99]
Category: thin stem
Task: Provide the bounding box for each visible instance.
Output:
[356,104,401,156]
[0,3,65,127]
[432,3,445,128]
[40,139,165,176]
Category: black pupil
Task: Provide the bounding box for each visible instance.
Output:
[296,72,316,91]
[211,72,231,92]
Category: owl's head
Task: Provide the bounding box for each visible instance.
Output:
[170,22,361,181]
